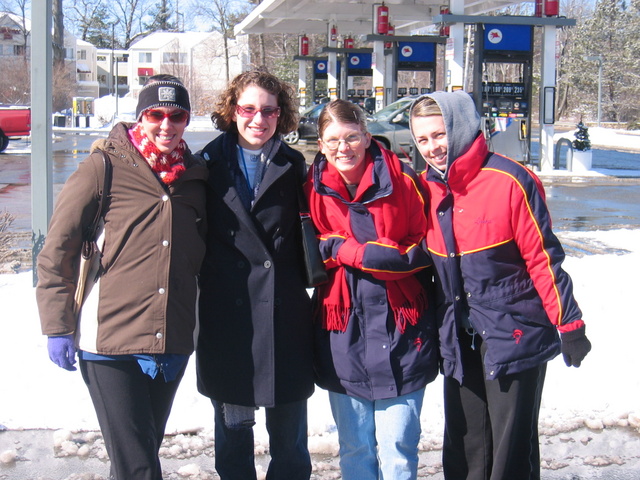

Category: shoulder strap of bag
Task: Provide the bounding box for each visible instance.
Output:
[292,158,310,215]
[84,151,112,241]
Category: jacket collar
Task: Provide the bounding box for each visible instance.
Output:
[312,139,393,205]
[426,133,489,190]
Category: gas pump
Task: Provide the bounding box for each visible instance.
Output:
[397,41,437,98]
[472,23,534,165]
[346,51,373,106]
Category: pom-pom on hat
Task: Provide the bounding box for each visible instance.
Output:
[136,80,191,121]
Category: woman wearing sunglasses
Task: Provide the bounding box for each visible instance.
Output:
[36,74,208,479]
[304,99,439,480]
[196,69,314,480]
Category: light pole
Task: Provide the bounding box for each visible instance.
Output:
[583,55,603,127]
[111,19,120,121]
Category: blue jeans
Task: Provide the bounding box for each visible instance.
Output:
[329,388,425,480]
[212,399,311,480]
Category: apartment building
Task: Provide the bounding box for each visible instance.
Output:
[0,11,248,112]
[127,31,248,111]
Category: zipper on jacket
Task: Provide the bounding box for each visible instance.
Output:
[465,328,477,351]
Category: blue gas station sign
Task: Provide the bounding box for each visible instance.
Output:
[397,42,436,71]
[347,53,372,70]
[398,42,436,63]
[483,24,533,53]
[347,53,372,76]
[315,59,340,79]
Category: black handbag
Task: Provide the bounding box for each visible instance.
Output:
[73,151,112,317]
[295,165,328,288]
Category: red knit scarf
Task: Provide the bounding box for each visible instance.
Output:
[308,151,428,333]
[129,122,187,184]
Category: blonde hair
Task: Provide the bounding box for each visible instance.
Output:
[411,96,442,118]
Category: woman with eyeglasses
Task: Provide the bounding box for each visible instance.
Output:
[304,99,439,480]
[36,74,208,479]
[195,69,314,480]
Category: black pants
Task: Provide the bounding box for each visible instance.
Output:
[213,399,312,480]
[443,331,546,480]
[80,358,186,480]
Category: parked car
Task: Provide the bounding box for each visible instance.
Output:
[0,106,31,152]
[283,103,325,145]
[366,96,418,160]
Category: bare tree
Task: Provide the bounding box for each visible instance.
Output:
[52,59,76,112]
[109,0,151,49]
[194,0,250,82]
[0,56,30,104]
[51,0,64,65]
[67,0,115,47]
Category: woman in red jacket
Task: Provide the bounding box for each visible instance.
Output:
[409,91,591,480]
[306,99,439,480]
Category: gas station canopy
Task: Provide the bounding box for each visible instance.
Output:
[235,0,530,36]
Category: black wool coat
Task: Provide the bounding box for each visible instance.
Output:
[196,132,315,407]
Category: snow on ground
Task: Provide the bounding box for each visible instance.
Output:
[2,96,639,477]
[1,228,639,475]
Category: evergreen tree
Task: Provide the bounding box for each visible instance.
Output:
[145,0,177,32]
[85,5,115,48]
[572,0,640,123]
[573,121,591,151]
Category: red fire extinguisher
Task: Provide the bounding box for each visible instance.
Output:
[300,34,309,56]
[534,0,543,17]
[344,36,354,49]
[385,25,394,49]
[376,3,389,35]
[439,6,450,37]
[331,25,337,42]
[544,0,559,16]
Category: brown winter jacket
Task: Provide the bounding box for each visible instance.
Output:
[36,122,208,355]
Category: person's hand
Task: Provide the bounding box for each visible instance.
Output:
[47,334,77,371]
[561,326,591,367]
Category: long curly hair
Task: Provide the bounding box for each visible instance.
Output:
[210,69,299,136]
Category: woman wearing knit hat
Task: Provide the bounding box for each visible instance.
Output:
[36,74,208,480]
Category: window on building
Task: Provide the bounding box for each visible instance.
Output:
[139,52,152,63]
[139,76,149,86]
[64,47,74,60]
[98,74,107,83]
[97,55,106,62]
[121,54,129,62]
[77,50,87,60]
[162,52,187,64]
[14,45,25,56]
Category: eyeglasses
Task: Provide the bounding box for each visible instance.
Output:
[236,104,281,119]
[143,109,189,124]
[321,134,364,152]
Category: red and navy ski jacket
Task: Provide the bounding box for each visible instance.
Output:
[307,140,439,400]
[420,133,584,383]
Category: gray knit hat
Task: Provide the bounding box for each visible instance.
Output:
[136,80,191,121]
